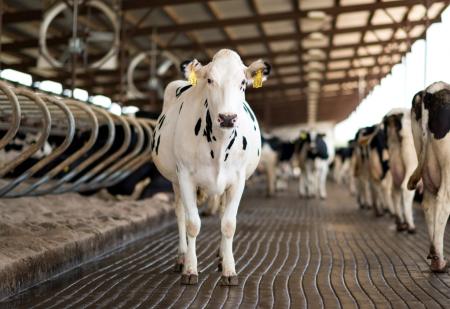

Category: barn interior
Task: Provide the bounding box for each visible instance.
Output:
[1,0,450,306]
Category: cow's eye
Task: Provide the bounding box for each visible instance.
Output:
[207,78,213,84]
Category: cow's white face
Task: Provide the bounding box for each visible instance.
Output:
[183,49,270,130]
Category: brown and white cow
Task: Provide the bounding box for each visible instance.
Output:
[408,81,450,272]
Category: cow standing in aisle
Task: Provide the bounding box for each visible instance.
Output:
[259,135,297,197]
[297,131,332,199]
[352,128,373,209]
[408,81,450,272]
[362,124,395,216]
[152,49,270,285]
[333,146,353,185]
[383,108,417,233]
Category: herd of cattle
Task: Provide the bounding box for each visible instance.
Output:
[333,81,450,273]
[0,48,449,283]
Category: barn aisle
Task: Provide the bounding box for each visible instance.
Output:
[3,183,450,308]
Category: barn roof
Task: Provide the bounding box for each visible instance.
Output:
[1,0,448,127]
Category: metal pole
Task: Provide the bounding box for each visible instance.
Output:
[423,0,429,87]
[0,0,3,71]
[71,0,79,95]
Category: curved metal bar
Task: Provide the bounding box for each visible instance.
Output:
[4,95,76,197]
[54,107,115,193]
[82,116,144,190]
[25,100,99,196]
[104,119,154,187]
[0,81,21,150]
[71,113,131,191]
[0,88,51,177]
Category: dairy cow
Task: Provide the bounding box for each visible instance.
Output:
[383,108,417,233]
[352,127,374,209]
[297,131,332,199]
[259,135,297,196]
[152,49,270,285]
[333,146,353,185]
[408,81,450,272]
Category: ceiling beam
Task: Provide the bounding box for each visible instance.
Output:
[131,0,444,36]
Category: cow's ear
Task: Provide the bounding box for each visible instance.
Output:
[245,60,271,87]
[180,59,203,80]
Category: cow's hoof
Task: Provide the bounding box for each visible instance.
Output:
[174,262,183,273]
[407,227,416,234]
[375,211,384,218]
[396,222,408,232]
[181,274,198,285]
[430,257,447,273]
[220,275,239,286]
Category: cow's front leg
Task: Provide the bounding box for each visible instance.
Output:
[219,174,245,286]
[173,184,187,273]
[178,171,200,285]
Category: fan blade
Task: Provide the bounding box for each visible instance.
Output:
[86,31,114,42]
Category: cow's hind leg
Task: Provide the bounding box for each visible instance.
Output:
[424,190,450,272]
[402,189,416,233]
[219,175,245,286]
[178,174,201,284]
[173,184,187,273]
[392,189,407,231]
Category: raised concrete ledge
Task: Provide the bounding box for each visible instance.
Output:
[0,193,173,300]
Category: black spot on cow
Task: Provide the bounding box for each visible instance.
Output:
[210,150,214,159]
[242,136,247,150]
[213,136,216,141]
[369,126,389,179]
[424,88,450,139]
[262,136,297,162]
[412,91,423,121]
[227,130,237,150]
[179,102,184,114]
[243,102,255,123]
[224,153,229,161]
[307,134,329,160]
[204,100,208,107]
[176,85,192,98]
[155,135,161,155]
[195,118,202,136]
[158,114,166,130]
[257,148,260,156]
[203,109,213,143]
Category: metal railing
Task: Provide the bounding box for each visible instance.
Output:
[0,80,155,198]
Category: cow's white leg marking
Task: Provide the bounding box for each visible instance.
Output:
[178,170,201,276]
[220,174,245,277]
[173,184,187,267]
[298,171,306,197]
[318,163,328,199]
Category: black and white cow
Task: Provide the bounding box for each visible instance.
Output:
[0,131,53,175]
[408,81,450,272]
[360,124,394,217]
[259,135,297,196]
[352,127,375,209]
[383,108,417,233]
[152,49,270,285]
[297,131,332,199]
[332,146,353,185]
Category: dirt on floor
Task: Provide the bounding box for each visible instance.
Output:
[0,191,173,299]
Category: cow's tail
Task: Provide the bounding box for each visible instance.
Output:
[407,101,428,190]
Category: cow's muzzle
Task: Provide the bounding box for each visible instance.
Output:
[218,113,237,128]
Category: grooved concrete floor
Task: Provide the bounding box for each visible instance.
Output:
[3,182,450,308]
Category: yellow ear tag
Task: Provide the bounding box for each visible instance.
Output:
[253,69,263,88]
[188,70,197,86]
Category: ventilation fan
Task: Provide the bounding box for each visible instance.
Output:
[127,31,180,100]
[38,0,120,70]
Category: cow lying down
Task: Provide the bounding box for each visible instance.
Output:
[152,49,270,285]
[408,81,450,272]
